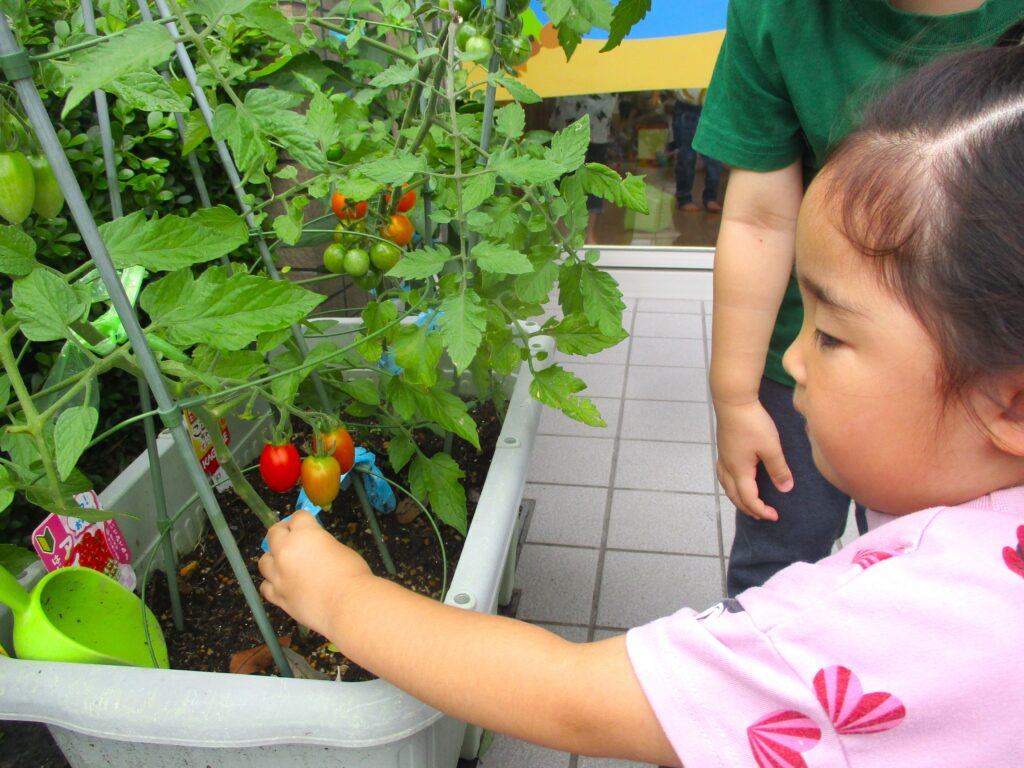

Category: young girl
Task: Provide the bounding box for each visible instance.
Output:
[259,46,1024,766]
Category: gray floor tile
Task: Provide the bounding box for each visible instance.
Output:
[527,435,615,487]
[560,362,626,399]
[636,298,702,314]
[515,544,600,624]
[524,484,609,547]
[614,440,715,493]
[607,490,720,556]
[555,338,630,366]
[539,398,621,438]
[479,735,572,768]
[720,500,736,557]
[629,337,705,368]
[624,365,708,402]
[619,400,711,443]
[596,551,725,628]
[577,758,654,768]
[632,312,704,339]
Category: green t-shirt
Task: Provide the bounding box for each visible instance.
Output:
[694,0,1020,387]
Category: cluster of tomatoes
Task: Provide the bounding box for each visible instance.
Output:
[258,426,355,508]
[72,530,117,577]
[442,0,533,67]
[0,149,64,225]
[323,185,416,289]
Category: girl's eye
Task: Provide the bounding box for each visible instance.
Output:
[814,329,843,350]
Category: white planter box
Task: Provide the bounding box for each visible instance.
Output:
[0,318,550,767]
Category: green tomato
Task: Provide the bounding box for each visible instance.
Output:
[370,241,402,272]
[437,0,480,18]
[326,143,344,162]
[27,155,64,219]
[342,247,370,277]
[0,151,35,225]
[323,243,348,274]
[500,35,531,66]
[461,34,493,61]
[353,267,382,290]
[455,21,481,50]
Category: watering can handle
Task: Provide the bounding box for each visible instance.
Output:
[0,565,30,616]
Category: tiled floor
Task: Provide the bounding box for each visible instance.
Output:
[481,275,722,768]
[479,269,855,767]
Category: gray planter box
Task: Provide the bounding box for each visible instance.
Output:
[0,318,550,767]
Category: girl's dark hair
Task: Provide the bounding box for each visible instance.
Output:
[823,45,1024,406]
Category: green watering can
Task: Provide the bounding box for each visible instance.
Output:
[0,565,169,668]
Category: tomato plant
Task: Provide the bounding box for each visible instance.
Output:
[315,426,356,474]
[301,455,341,508]
[460,34,493,60]
[26,155,64,219]
[259,443,301,492]
[381,214,414,247]
[501,35,532,66]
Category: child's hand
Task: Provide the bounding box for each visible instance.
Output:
[714,400,793,520]
[258,510,373,639]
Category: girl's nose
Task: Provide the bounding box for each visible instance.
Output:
[782,330,806,385]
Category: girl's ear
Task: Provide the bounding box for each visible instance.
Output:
[984,376,1024,457]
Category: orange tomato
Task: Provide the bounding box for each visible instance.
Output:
[315,426,356,474]
[386,185,417,213]
[331,192,367,220]
[381,213,414,247]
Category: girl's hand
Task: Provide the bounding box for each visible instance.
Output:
[714,400,793,520]
[258,510,373,639]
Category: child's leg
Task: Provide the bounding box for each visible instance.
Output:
[725,377,851,596]
[672,104,699,206]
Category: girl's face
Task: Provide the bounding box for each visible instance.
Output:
[783,178,995,514]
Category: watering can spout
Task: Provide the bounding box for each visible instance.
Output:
[0,565,30,616]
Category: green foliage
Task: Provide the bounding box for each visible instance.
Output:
[0,0,647,561]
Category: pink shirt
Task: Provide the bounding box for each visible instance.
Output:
[626,486,1024,767]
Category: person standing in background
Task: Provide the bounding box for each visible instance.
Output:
[549,93,619,243]
[671,88,722,213]
[694,0,1022,597]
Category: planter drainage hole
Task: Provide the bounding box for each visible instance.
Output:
[503,436,520,448]
[452,592,476,609]
[530,342,543,350]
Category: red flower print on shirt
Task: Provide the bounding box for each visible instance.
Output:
[746,710,821,768]
[852,548,895,569]
[1002,525,1024,580]
[813,666,905,735]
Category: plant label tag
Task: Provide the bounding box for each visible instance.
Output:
[31,491,137,591]
[182,409,232,491]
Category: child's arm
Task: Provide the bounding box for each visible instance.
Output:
[710,162,803,520]
[259,511,680,766]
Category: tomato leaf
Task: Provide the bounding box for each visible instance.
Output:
[514,260,559,305]
[487,73,541,104]
[546,115,590,174]
[142,269,325,351]
[306,91,339,151]
[12,270,89,342]
[578,163,649,213]
[272,195,309,246]
[356,152,428,185]
[558,261,625,337]
[437,290,487,373]
[58,22,176,118]
[54,405,99,481]
[599,0,651,53]
[211,104,275,183]
[101,206,249,271]
[541,0,612,60]
[392,324,442,387]
[495,103,525,140]
[530,365,606,427]
[387,432,416,473]
[270,342,338,403]
[546,314,628,356]
[107,71,190,112]
[386,244,452,279]
[0,467,15,515]
[411,453,467,535]
[471,240,534,275]
[188,0,257,21]
[387,378,480,450]
[0,544,37,576]
[460,172,496,213]
[488,152,563,185]
[370,62,419,88]
[238,2,301,46]
[0,225,39,276]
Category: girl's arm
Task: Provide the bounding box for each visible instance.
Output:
[710,161,804,520]
[259,511,680,766]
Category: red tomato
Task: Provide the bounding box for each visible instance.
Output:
[331,192,367,220]
[315,426,356,474]
[381,213,414,247]
[259,443,301,492]
[301,455,341,507]
[386,185,417,213]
